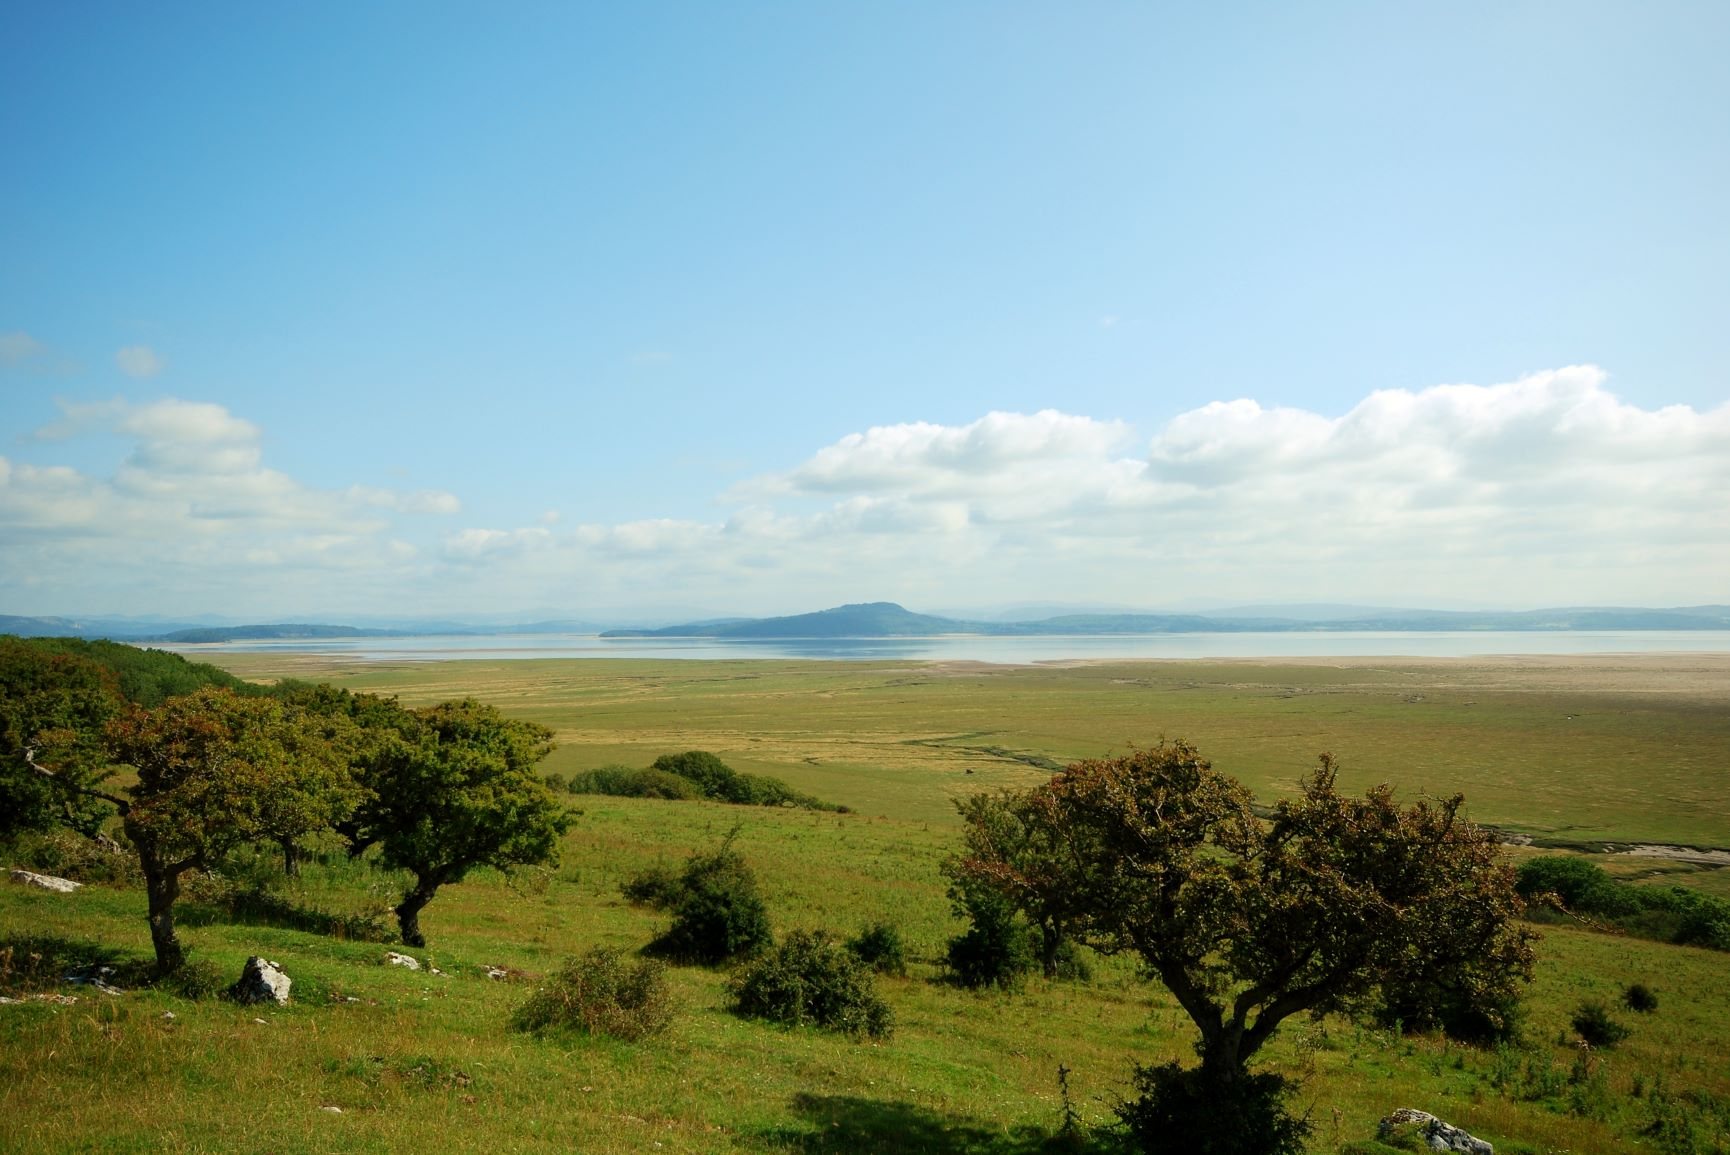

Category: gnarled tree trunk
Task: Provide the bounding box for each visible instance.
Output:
[395,874,442,947]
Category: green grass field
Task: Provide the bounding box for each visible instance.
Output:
[4,653,1729,1153]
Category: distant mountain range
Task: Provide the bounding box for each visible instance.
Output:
[5,602,1728,645]
[600,601,1730,639]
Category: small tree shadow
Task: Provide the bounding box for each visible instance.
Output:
[179,887,394,942]
[754,1093,1102,1154]
[0,933,155,994]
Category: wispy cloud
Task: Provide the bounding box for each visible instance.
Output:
[1,331,46,365]
[115,345,166,378]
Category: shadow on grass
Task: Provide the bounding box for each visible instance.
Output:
[180,887,395,943]
[754,1093,1104,1154]
[0,933,155,994]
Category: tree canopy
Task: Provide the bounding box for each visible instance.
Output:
[346,698,570,946]
[955,741,1535,1087]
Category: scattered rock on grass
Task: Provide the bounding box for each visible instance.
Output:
[1379,1108,1492,1154]
[384,951,421,971]
[9,869,81,893]
[230,957,292,1005]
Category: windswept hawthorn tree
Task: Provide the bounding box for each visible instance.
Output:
[345,698,570,947]
[102,687,348,973]
[955,740,1534,1153]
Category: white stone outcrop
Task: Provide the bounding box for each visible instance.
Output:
[1379,1108,1492,1154]
[9,869,81,893]
[230,957,292,1005]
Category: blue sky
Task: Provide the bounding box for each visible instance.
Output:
[2,2,1726,620]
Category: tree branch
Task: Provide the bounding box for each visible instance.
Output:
[23,745,129,814]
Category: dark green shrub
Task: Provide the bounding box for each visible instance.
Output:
[646,845,772,965]
[1515,856,1636,917]
[945,883,1033,990]
[512,948,674,1041]
[1049,937,1092,982]
[1375,968,1524,1045]
[1571,1000,1630,1048]
[1624,982,1660,1014]
[730,929,893,1039]
[652,750,740,796]
[1114,1062,1311,1155]
[621,863,684,908]
[567,765,707,801]
[5,828,142,886]
[845,922,907,976]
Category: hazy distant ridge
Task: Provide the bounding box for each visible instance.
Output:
[601,601,1730,639]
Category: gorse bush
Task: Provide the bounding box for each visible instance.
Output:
[645,840,773,965]
[512,948,674,1041]
[845,921,908,976]
[729,929,893,1039]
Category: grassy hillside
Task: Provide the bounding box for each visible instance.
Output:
[4,653,1728,1153]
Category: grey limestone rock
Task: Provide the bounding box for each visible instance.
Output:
[1379,1108,1492,1155]
[231,957,292,1005]
[9,868,81,893]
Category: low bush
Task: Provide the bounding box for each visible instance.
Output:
[4,828,141,886]
[845,922,907,976]
[565,765,707,801]
[730,929,893,1039]
[1624,982,1660,1013]
[1517,856,1730,952]
[512,948,674,1041]
[645,843,773,965]
[650,750,843,811]
[1114,1062,1311,1155]
[621,863,685,908]
[1571,1000,1631,1048]
[945,883,1033,990]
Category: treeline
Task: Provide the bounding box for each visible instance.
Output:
[1,634,570,972]
[545,749,844,811]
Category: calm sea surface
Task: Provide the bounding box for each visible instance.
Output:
[160,631,1730,664]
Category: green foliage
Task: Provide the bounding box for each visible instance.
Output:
[346,698,570,946]
[1571,1000,1631,1048]
[1113,1062,1312,1155]
[950,789,1087,979]
[1624,982,1660,1013]
[1375,964,1524,1044]
[646,842,773,965]
[729,929,893,1039]
[953,741,1535,1083]
[512,948,675,1041]
[0,637,124,838]
[4,827,142,886]
[105,686,348,972]
[620,862,686,908]
[1519,856,1730,951]
[844,921,907,977]
[5,636,250,707]
[566,764,706,800]
[649,749,841,810]
[944,875,1034,990]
